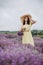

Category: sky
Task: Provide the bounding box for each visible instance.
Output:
[0,0,43,31]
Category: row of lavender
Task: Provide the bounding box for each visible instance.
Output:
[0,33,43,65]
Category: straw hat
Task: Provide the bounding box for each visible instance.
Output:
[20,14,32,23]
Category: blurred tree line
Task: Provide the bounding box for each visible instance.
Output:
[0,30,43,35]
[0,30,43,38]
[31,30,43,38]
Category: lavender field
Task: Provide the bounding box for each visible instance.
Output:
[0,33,43,65]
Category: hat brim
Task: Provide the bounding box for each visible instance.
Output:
[20,14,32,23]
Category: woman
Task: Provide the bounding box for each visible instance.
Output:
[20,14,36,47]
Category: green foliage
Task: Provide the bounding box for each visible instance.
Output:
[0,30,43,38]
[31,30,43,35]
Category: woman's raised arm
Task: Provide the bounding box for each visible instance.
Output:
[31,20,36,25]
[19,25,23,31]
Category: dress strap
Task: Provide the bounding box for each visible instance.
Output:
[30,22,32,27]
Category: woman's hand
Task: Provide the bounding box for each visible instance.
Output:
[23,28,26,31]
[19,25,26,32]
[31,20,36,25]
[20,27,26,32]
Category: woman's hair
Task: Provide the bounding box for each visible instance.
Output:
[23,17,30,25]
